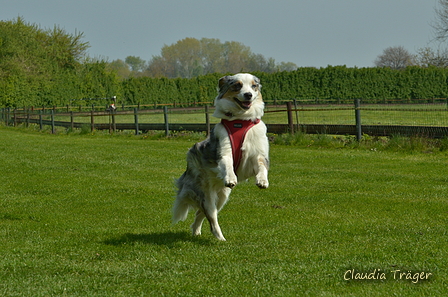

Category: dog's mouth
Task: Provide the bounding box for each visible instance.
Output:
[233,98,252,110]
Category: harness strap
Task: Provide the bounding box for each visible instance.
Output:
[221,119,260,173]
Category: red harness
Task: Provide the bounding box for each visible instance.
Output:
[221,119,260,172]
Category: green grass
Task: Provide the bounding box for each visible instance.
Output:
[0,126,447,296]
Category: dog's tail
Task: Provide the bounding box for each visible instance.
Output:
[173,174,191,224]
[172,198,190,224]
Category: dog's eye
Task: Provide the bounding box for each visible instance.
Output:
[252,84,258,89]
[231,82,242,91]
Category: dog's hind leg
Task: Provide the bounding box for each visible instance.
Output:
[191,209,206,236]
[202,197,226,241]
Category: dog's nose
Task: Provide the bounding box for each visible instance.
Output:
[244,92,252,100]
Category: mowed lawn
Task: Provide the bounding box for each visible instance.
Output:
[0,126,447,296]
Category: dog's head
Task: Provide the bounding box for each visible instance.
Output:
[213,73,264,121]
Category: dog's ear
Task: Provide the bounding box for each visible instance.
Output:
[253,75,262,91]
[217,75,233,98]
[218,76,231,92]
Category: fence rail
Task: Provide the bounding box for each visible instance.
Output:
[1,100,448,139]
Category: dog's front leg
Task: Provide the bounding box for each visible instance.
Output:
[255,156,269,189]
[218,155,237,188]
[216,137,238,189]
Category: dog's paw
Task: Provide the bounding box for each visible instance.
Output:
[224,175,238,189]
[256,179,269,189]
[192,229,202,236]
[225,181,236,189]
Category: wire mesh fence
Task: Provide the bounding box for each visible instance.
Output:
[264,99,448,127]
[2,98,448,138]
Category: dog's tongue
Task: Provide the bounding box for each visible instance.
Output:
[242,101,251,108]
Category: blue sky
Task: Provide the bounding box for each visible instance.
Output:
[1,0,440,68]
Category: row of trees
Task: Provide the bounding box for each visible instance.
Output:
[374,0,448,69]
[5,6,448,108]
[108,38,298,79]
[374,46,448,69]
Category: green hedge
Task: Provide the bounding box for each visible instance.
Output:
[0,18,121,108]
[120,66,448,105]
[255,66,448,103]
[3,65,448,108]
[121,73,222,106]
[0,62,122,108]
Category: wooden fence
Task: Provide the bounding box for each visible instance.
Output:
[1,100,448,139]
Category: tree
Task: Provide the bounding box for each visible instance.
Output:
[148,37,203,78]
[44,26,89,69]
[145,55,170,78]
[221,40,252,73]
[0,17,119,107]
[125,56,146,72]
[432,0,448,41]
[173,38,203,78]
[247,54,276,72]
[277,61,298,72]
[200,38,225,74]
[374,46,414,69]
[414,47,448,68]
[107,59,131,79]
[144,37,291,78]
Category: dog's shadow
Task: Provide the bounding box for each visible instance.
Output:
[103,231,213,247]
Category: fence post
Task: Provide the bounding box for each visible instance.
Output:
[13,109,17,127]
[205,105,210,136]
[164,106,169,137]
[90,110,94,133]
[112,109,116,133]
[6,107,10,126]
[39,110,43,130]
[134,108,139,135]
[293,99,299,131]
[26,107,30,127]
[286,101,294,134]
[70,111,74,131]
[51,110,56,134]
[355,99,362,141]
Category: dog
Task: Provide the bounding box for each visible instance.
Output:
[172,73,269,241]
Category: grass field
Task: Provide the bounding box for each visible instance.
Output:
[0,126,447,296]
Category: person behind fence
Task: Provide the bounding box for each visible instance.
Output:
[106,104,116,112]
